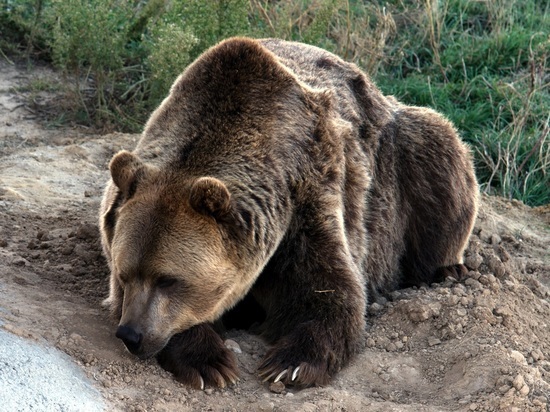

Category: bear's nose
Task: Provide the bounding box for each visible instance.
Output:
[115,325,142,354]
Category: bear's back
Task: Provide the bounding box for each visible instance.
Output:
[259,39,393,126]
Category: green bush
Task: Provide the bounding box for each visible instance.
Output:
[145,0,250,101]
[146,22,198,101]
[48,0,132,123]
[0,0,548,205]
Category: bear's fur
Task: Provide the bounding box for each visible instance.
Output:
[99,37,479,389]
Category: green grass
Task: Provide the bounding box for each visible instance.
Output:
[0,0,548,206]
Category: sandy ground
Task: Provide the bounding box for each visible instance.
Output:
[0,60,549,412]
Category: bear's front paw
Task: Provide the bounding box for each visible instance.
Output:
[258,325,341,387]
[258,347,334,387]
[156,324,239,389]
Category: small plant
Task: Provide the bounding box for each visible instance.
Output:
[145,0,249,101]
[146,23,198,101]
[0,0,548,205]
[49,0,132,124]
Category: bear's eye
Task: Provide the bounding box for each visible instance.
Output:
[156,276,177,289]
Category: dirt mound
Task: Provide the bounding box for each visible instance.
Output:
[1,60,549,411]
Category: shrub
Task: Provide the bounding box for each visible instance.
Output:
[48,0,132,124]
[0,0,547,205]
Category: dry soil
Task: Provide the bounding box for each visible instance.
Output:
[0,60,549,411]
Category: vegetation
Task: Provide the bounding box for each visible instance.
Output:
[0,0,548,206]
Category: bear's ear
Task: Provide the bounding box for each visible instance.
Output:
[189,177,231,220]
[109,150,146,198]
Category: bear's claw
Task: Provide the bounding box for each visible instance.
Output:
[267,366,301,384]
[273,369,287,383]
[292,366,300,381]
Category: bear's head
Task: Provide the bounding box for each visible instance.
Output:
[102,150,259,359]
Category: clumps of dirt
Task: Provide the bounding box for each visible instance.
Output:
[4,186,549,411]
[360,223,550,412]
[18,216,109,304]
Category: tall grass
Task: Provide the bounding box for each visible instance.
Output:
[0,0,548,205]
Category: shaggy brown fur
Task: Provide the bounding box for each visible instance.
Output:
[99,37,478,389]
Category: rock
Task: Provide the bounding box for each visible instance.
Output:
[224,339,242,354]
[464,253,483,270]
[531,349,544,361]
[268,381,285,394]
[510,351,527,365]
[518,384,530,396]
[464,278,482,290]
[428,337,441,346]
[473,307,496,324]
[402,301,432,322]
[495,245,511,262]
[490,234,501,245]
[368,302,384,315]
[486,255,506,277]
[37,230,50,241]
[456,308,467,317]
[76,223,98,240]
[512,374,525,390]
[498,384,511,394]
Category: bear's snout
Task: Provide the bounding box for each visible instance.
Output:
[116,325,143,355]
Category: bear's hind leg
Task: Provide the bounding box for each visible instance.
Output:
[400,205,476,287]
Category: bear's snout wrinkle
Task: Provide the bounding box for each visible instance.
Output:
[116,325,143,354]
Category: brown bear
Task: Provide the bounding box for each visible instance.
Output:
[99,37,478,389]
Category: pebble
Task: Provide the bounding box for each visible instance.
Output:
[531,349,544,361]
[428,337,441,347]
[269,381,285,394]
[464,278,482,290]
[518,384,530,396]
[76,223,98,240]
[487,255,506,277]
[224,339,242,354]
[495,245,511,262]
[403,301,432,322]
[452,285,466,296]
[368,302,384,315]
[512,374,525,390]
[60,244,74,255]
[464,253,483,270]
[375,296,388,306]
[498,384,511,394]
[447,295,460,306]
[510,350,527,365]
